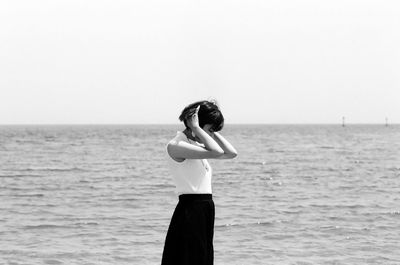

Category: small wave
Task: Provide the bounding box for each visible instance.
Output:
[23,224,73,230]
[45,167,88,172]
[260,171,275,175]
[150,184,171,189]
[79,180,90,183]
[110,198,139,202]
[318,225,342,230]
[74,222,99,226]
[44,136,57,142]
[310,203,365,209]
[280,209,302,214]
[12,193,45,197]
[319,146,335,149]
[0,174,43,178]
[13,167,89,173]
[15,140,42,144]
[240,161,266,165]
[43,259,63,265]
[216,220,274,228]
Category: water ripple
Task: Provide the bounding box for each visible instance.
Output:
[1,124,399,264]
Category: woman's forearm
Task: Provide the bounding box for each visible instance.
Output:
[192,127,224,154]
[212,132,237,156]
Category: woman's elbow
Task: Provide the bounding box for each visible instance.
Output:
[226,152,238,159]
[209,148,224,157]
[218,151,237,159]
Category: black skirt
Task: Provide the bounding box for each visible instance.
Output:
[161,194,215,265]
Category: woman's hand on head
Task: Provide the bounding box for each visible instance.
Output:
[187,106,201,130]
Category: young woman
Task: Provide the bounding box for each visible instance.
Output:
[161,100,237,265]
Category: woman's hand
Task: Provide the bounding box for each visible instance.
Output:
[186,105,200,130]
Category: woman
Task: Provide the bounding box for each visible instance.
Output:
[161,100,237,265]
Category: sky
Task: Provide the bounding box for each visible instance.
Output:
[1,0,399,124]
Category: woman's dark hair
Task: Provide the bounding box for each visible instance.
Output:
[179,100,224,132]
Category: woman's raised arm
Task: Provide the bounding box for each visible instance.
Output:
[211,132,237,159]
[167,106,224,162]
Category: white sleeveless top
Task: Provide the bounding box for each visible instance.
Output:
[166,131,212,195]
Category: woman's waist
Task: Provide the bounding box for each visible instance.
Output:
[178,193,212,202]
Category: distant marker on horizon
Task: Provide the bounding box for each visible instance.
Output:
[385,117,389,127]
[342,116,345,127]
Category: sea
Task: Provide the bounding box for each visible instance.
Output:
[0,124,399,265]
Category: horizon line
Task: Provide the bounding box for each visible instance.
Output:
[0,122,398,126]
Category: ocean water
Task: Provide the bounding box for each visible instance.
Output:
[0,124,399,265]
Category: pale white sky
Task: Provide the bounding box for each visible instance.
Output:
[1,0,399,124]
